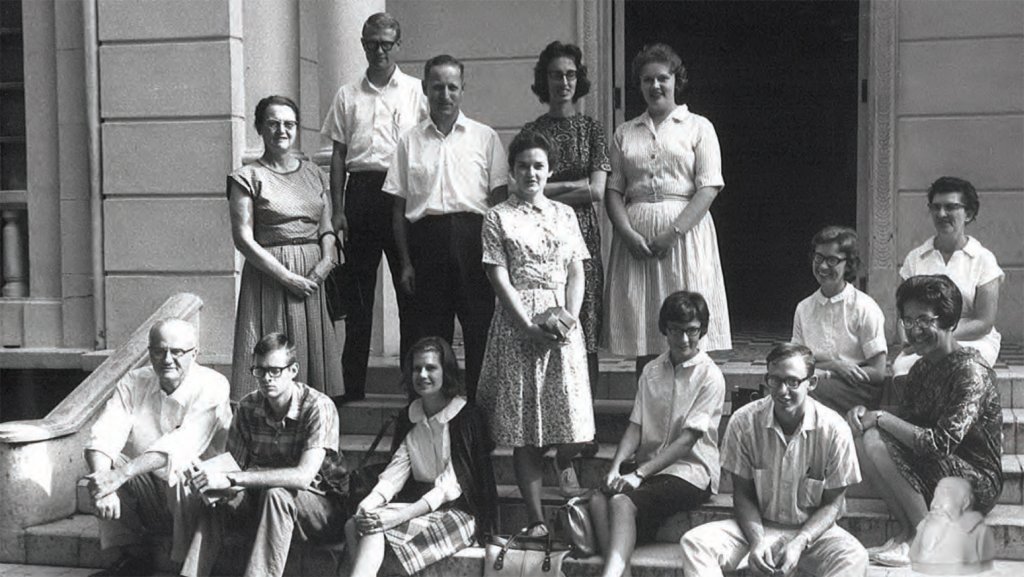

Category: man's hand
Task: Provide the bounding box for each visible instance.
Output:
[192,470,232,492]
[775,534,810,576]
[747,538,779,576]
[94,492,121,521]
[87,468,128,501]
[398,264,415,295]
[333,213,349,242]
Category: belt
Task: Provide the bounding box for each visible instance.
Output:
[261,237,317,247]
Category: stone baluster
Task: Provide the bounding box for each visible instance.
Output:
[2,209,27,297]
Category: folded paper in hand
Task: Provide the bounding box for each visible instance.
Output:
[185,452,242,507]
[532,306,576,341]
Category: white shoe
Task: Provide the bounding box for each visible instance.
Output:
[871,541,910,567]
[865,537,896,556]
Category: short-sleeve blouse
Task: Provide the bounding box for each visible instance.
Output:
[899,236,1004,320]
[607,105,724,202]
[228,159,329,246]
[481,195,589,289]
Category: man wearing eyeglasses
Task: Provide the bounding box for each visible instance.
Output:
[320,12,428,403]
[180,332,348,577]
[681,343,868,576]
[83,318,231,577]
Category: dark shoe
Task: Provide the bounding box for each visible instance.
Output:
[90,554,154,577]
[580,440,600,459]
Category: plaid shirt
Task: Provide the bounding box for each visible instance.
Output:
[228,382,348,496]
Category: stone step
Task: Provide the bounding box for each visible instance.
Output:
[365,355,1024,407]
[26,510,1024,577]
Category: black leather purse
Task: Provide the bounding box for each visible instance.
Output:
[347,413,396,512]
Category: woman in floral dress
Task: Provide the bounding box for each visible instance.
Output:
[477,131,595,534]
[522,40,611,388]
[847,274,1003,567]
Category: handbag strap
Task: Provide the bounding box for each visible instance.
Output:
[492,522,554,572]
[357,412,396,469]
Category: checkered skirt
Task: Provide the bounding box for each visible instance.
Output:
[382,504,477,575]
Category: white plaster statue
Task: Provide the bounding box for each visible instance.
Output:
[910,477,995,575]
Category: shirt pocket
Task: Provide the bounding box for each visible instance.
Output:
[798,477,825,510]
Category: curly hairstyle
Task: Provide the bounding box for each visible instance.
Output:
[402,336,465,401]
[507,129,559,173]
[631,43,688,102]
[810,225,860,283]
[896,275,963,330]
[530,41,592,104]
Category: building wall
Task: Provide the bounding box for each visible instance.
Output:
[894,0,1024,340]
[96,0,245,363]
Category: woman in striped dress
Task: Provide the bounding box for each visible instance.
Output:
[227,95,344,400]
[602,44,731,374]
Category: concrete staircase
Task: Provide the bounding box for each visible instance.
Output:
[22,357,1024,576]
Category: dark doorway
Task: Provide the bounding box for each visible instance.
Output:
[623,0,861,334]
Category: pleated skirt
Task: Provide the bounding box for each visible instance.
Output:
[230,244,344,400]
[601,199,732,356]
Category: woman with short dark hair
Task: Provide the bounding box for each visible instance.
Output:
[893,176,1003,375]
[228,95,343,400]
[522,40,611,389]
[847,275,1003,567]
[602,43,731,375]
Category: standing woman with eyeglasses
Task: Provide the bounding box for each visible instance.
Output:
[892,177,1003,377]
[602,44,730,377]
[228,95,344,400]
[791,226,887,414]
[521,41,611,391]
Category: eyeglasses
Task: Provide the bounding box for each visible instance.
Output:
[264,120,297,131]
[928,202,966,214]
[666,326,702,340]
[361,39,397,53]
[765,374,812,391]
[810,252,847,268]
[899,315,941,330]
[547,70,578,82]
[250,364,294,379]
[149,347,195,359]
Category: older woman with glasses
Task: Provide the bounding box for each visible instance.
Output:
[792,226,886,413]
[602,43,730,376]
[892,177,1003,376]
[847,275,1003,567]
[227,95,344,400]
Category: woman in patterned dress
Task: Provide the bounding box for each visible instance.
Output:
[602,43,731,376]
[227,95,343,400]
[346,337,496,577]
[522,41,611,389]
[847,275,1003,567]
[477,131,596,533]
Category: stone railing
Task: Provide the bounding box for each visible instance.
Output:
[0,292,204,563]
[0,194,28,297]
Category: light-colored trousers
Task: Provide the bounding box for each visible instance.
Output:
[97,471,203,565]
[680,519,868,577]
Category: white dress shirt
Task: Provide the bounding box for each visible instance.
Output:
[86,364,232,485]
[319,66,428,172]
[382,113,508,222]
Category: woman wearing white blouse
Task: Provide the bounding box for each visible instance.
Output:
[893,177,1003,376]
[345,337,496,576]
[602,44,731,376]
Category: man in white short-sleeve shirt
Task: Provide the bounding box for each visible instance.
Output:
[84,319,231,577]
[319,12,427,402]
[383,54,507,399]
[681,343,868,577]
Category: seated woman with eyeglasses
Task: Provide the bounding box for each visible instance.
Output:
[847,275,1003,567]
[227,95,344,401]
[791,226,887,414]
[892,177,1003,376]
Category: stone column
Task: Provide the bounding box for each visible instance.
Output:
[243,0,300,159]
